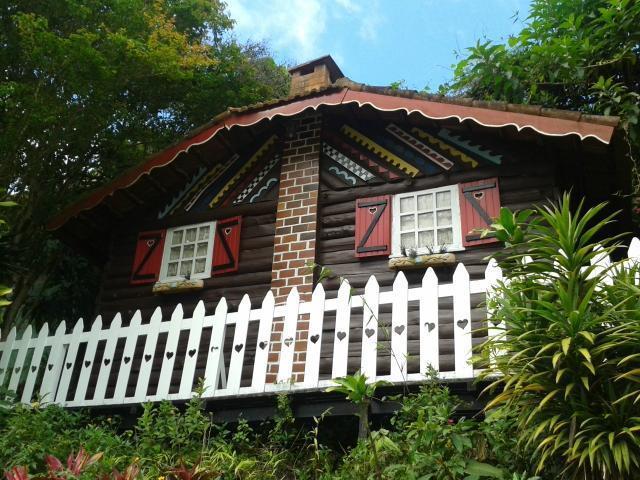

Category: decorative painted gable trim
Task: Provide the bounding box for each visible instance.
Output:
[184,154,240,212]
[157,167,207,219]
[436,128,502,165]
[233,154,281,204]
[385,124,455,171]
[322,143,377,181]
[410,127,479,168]
[341,125,420,177]
[208,135,278,208]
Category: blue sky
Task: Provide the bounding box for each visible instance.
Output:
[225,0,531,91]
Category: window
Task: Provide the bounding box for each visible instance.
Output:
[392,185,463,255]
[159,221,215,281]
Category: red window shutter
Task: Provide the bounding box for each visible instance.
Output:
[130,230,166,285]
[458,177,501,247]
[355,195,392,258]
[212,216,242,275]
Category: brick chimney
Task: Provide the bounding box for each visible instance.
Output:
[288,55,345,97]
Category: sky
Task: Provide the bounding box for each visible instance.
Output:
[225,0,531,91]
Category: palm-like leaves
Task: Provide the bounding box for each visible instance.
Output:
[478,194,640,479]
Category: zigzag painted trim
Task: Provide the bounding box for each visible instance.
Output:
[410,127,479,168]
[322,143,376,181]
[437,129,502,165]
[233,154,280,204]
[183,155,239,211]
[385,124,454,171]
[157,166,207,219]
[341,125,419,177]
[249,177,278,203]
[209,135,278,208]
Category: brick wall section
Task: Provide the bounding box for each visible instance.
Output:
[266,113,321,384]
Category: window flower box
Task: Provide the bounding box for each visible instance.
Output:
[388,253,456,270]
[152,278,204,295]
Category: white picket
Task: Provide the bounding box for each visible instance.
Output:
[390,272,408,381]
[0,327,17,388]
[92,314,122,403]
[485,259,504,366]
[178,301,206,398]
[55,319,84,405]
[252,290,275,392]
[361,276,379,379]
[155,304,184,399]
[21,323,49,403]
[331,280,351,379]
[420,268,439,374]
[72,316,102,404]
[40,321,66,402]
[8,325,32,394]
[226,295,251,394]
[453,263,473,378]
[277,287,300,385]
[304,283,325,388]
[203,298,227,396]
[115,310,144,402]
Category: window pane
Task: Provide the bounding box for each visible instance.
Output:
[417,194,433,211]
[418,230,434,248]
[198,226,210,241]
[167,262,178,277]
[418,213,433,229]
[179,261,192,277]
[196,242,208,257]
[194,258,206,274]
[185,228,197,243]
[400,196,414,213]
[171,230,183,246]
[400,214,415,231]
[437,228,453,245]
[436,190,451,209]
[169,247,181,261]
[436,209,452,226]
[183,244,194,259]
[400,232,415,249]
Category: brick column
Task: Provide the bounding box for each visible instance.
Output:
[266,113,321,383]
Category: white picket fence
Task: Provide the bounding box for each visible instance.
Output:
[1,239,638,408]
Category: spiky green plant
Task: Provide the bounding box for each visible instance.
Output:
[478,194,640,479]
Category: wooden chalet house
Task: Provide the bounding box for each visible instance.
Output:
[0,56,633,417]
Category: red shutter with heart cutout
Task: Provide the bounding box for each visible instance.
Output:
[130,230,166,285]
[212,216,242,275]
[458,177,501,247]
[355,195,392,258]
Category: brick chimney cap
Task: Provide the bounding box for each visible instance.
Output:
[288,55,344,82]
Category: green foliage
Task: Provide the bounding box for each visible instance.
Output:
[0,0,289,330]
[478,194,640,478]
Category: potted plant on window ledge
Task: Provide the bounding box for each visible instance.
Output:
[389,244,456,270]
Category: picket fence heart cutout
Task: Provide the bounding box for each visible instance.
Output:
[47,364,53,371]
[394,325,405,335]
[31,366,37,373]
[166,352,174,360]
[491,319,501,327]
[144,354,152,362]
[336,331,346,341]
[284,337,294,347]
[210,346,219,352]
[234,344,243,353]
[457,319,469,330]
[259,341,268,350]
[310,334,320,344]
[66,362,72,369]
[15,367,20,373]
[425,322,436,332]
[188,348,197,357]
[224,227,232,236]
[104,358,111,366]
[124,356,131,364]
[365,328,375,338]
[473,191,484,200]
[84,361,91,368]
[146,239,155,248]
[368,207,377,214]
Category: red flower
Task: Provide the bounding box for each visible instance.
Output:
[66,448,103,475]
[4,466,29,480]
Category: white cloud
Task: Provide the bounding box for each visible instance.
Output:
[225,0,383,63]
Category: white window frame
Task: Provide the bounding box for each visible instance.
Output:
[391,184,464,257]
[159,221,216,282]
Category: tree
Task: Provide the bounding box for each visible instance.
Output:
[0,0,289,329]
[444,0,639,183]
